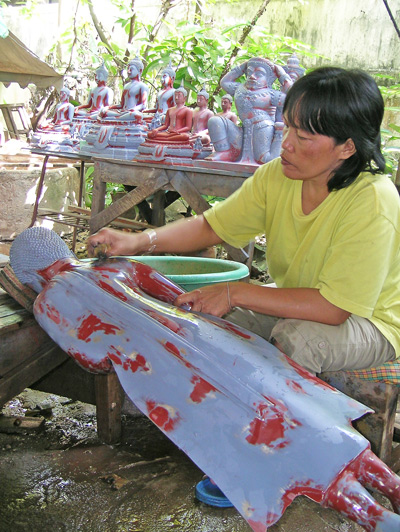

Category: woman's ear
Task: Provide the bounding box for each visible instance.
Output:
[340,138,356,160]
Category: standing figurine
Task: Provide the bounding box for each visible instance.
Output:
[99,56,149,121]
[74,63,113,119]
[207,57,293,165]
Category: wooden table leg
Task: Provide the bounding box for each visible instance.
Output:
[30,154,50,227]
[94,372,123,444]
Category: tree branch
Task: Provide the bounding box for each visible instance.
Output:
[87,0,124,69]
[382,0,400,40]
[142,0,184,60]
[122,0,136,65]
[211,0,272,99]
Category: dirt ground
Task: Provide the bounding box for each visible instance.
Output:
[0,388,377,532]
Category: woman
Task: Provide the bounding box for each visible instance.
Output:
[87,67,400,374]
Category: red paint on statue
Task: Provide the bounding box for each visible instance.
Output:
[285,356,333,389]
[97,279,128,301]
[285,378,307,394]
[146,400,181,432]
[68,347,112,372]
[190,375,218,403]
[77,314,121,342]
[215,320,252,339]
[246,402,300,449]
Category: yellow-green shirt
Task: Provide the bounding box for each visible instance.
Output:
[204,157,400,356]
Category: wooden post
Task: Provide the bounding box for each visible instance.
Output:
[94,372,123,444]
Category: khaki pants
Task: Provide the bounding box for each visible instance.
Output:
[227,308,396,374]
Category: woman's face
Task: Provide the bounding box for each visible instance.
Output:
[280,117,353,186]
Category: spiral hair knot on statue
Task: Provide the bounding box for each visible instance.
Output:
[162,60,176,82]
[10,227,75,293]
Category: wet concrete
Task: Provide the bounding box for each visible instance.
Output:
[0,389,369,531]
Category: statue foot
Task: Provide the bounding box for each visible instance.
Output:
[206,148,240,162]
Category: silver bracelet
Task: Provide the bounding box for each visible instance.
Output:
[143,228,157,253]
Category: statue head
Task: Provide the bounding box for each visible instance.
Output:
[60,87,71,101]
[221,94,233,111]
[175,80,188,101]
[95,62,109,83]
[161,60,176,83]
[245,58,276,89]
[284,54,305,82]
[10,227,75,293]
[128,56,144,79]
[196,85,209,106]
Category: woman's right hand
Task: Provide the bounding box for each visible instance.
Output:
[87,228,142,258]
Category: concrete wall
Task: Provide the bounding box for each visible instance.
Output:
[212,0,400,74]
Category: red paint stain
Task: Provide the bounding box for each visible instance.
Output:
[45,304,61,325]
[97,279,128,301]
[145,309,183,335]
[123,353,150,373]
[246,402,301,449]
[161,340,194,370]
[215,320,252,339]
[285,378,307,394]
[68,348,112,373]
[38,257,79,284]
[285,356,332,389]
[190,375,217,403]
[146,400,181,432]
[77,314,121,342]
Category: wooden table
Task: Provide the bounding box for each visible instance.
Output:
[91,158,255,262]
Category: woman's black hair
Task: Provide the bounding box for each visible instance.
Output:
[282,67,385,191]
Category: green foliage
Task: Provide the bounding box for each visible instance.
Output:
[84,166,125,209]
[375,74,400,180]
[141,20,318,111]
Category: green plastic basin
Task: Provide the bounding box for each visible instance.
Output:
[133,256,249,291]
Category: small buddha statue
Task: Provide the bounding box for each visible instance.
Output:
[40,87,74,131]
[98,56,149,121]
[190,86,214,146]
[147,82,193,143]
[143,61,176,122]
[74,63,113,119]
[216,94,238,125]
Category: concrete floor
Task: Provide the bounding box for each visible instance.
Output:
[0,389,368,532]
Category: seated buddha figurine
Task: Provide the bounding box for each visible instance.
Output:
[40,87,74,131]
[207,57,294,165]
[98,57,149,121]
[147,82,193,143]
[143,61,176,124]
[190,86,214,146]
[216,94,238,125]
[74,63,113,119]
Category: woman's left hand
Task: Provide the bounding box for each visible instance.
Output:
[174,283,233,317]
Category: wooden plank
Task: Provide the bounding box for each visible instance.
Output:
[90,171,170,234]
[0,416,45,433]
[0,320,50,375]
[0,343,68,406]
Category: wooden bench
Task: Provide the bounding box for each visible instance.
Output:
[0,264,123,444]
[319,362,400,472]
